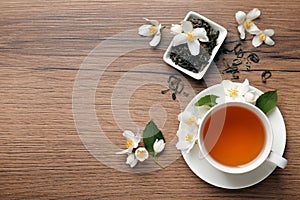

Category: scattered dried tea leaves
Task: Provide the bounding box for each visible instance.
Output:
[222,58,240,79]
[261,70,272,83]
[221,42,267,81]
[247,53,260,63]
[232,58,242,66]
[245,60,251,70]
[161,75,186,100]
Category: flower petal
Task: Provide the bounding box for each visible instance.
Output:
[143,18,159,27]
[264,36,275,46]
[252,35,263,47]
[195,106,210,122]
[123,130,135,139]
[186,140,196,154]
[126,153,135,163]
[182,21,193,33]
[238,79,250,95]
[248,28,261,35]
[187,40,200,56]
[246,8,261,20]
[171,24,183,34]
[222,80,234,93]
[216,96,226,104]
[172,33,187,46]
[176,140,190,151]
[149,32,161,47]
[246,23,260,34]
[126,153,138,168]
[138,24,152,36]
[244,91,258,103]
[234,96,246,102]
[235,11,246,24]
[179,111,195,126]
[128,146,134,153]
[193,28,209,42]
[224,96,233,102]
[129,158,138,168]
[238,24,246,39]
[264,29,275,37]
[116,149,129,155]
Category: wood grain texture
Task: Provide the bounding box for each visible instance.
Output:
[0,0,299,199]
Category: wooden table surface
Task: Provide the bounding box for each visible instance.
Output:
[1,0,299,199]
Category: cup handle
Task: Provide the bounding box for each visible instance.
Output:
[267,151,288,168]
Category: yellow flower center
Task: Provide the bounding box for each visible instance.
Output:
[186,32,195,42]
[228,88,239,98]
[137,150,145,157]
[245,20,252,29]
[187,117,195,126]
[185,134,194,142]
[149,26,157,35]
[259,33,266,41]
[125,139,133,148]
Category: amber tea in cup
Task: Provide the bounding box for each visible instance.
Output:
[198,102,287,174]
[202,105,265,166]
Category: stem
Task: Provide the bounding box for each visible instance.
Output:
[151,155,165,169]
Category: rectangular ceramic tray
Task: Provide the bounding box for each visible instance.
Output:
[163,11,227,80]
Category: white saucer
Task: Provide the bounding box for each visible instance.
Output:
[180,83,287,189]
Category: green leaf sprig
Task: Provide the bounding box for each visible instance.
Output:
[143,120,165,155]
[255,90,278,115]
[117,120,166,168]
[143,120,165,168]
[194,94,219,107]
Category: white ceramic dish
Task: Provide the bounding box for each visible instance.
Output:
[163,11,227,80]
[179,83,287,189]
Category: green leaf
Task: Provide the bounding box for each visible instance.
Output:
[194,94,219,107]
[143,120,165,156]
[255,90,278,115]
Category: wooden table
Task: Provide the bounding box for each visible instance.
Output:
[1,0,299,199]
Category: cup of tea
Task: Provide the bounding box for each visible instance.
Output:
[198,101,287,174]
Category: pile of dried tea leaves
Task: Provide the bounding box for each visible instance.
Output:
[170,17,219,73]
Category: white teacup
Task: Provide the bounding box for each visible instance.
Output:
[198,102,287,174]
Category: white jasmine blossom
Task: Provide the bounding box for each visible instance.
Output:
[172,21,209,56]
[222,79,249,102]
[176,123,198,154]
[222,79,258,103]
[135,147,149,162]
[178,110,197,126]
[176,106,208,154]
[252,29,275,47]
[235,8,261,39]
[116,130,141,154]
[138,18,162,47]
[153,139,166,154]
